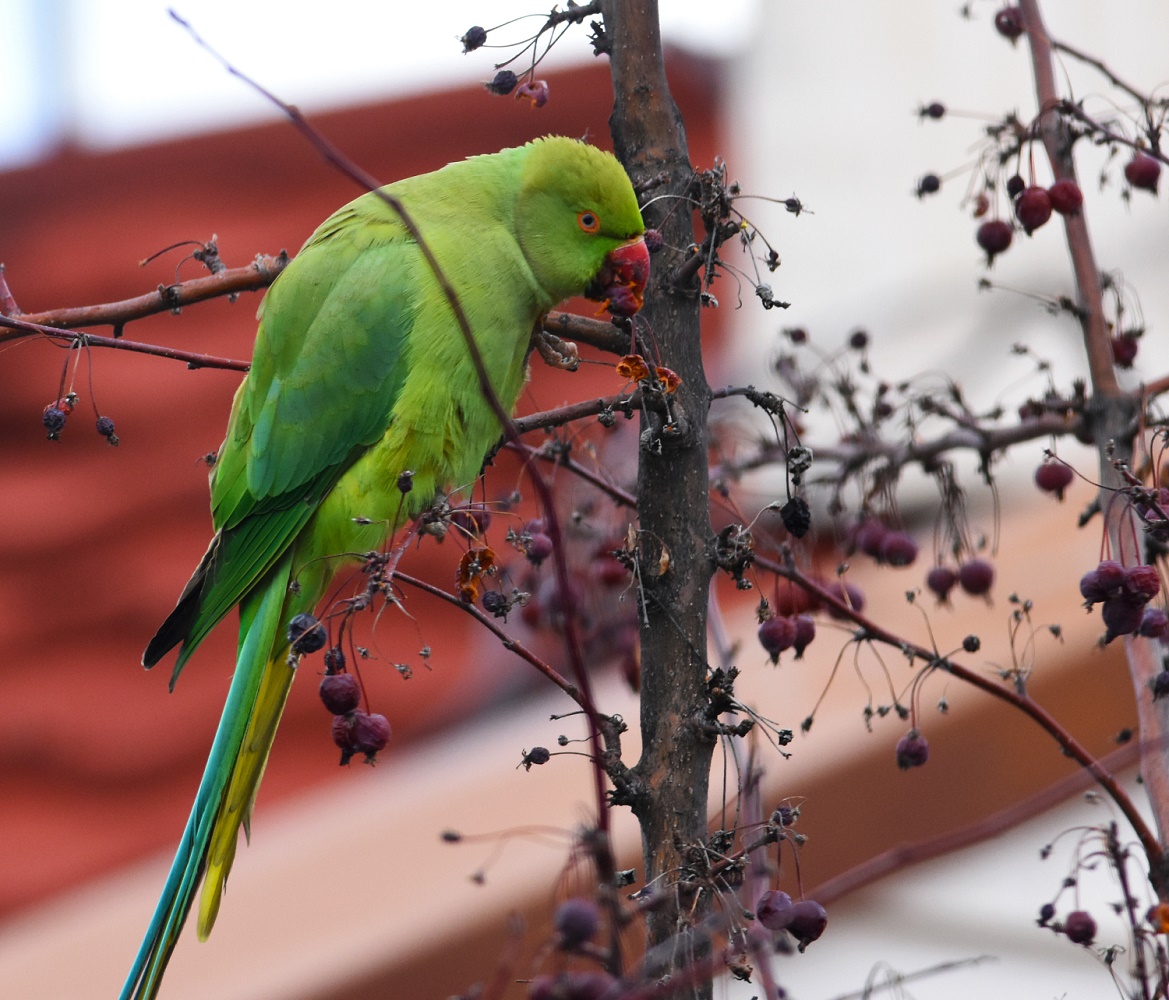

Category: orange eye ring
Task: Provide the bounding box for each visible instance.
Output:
[577,211,601,233]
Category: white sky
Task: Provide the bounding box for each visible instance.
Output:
[0,0,753,168]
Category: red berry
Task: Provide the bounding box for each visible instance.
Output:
[1047,179,1083,215]
[958,559,995,596]
[758,616,797,663]
[756,890,795,930]
[1095,559,1128,593]
[994,7,1025,40]
[976,220,1013,264]
[896,731,930,769]
[1111,333,1139,369]
[350,711,391,758]
[1034,460,1074,499]
[1015,186,1052,234]
[879,530,919,568]
[554,897,600,948]
[787,899,828,950]
[1125,154,1161,194]
[319,673,360,714]
[773,581,820,616]
[1063,909,1096,945]
[1125,564,1161,602]
[926,566,957,602]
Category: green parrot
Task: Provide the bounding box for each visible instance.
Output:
[120,135,648,1000]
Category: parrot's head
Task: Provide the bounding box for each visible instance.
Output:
[515,137,649,317]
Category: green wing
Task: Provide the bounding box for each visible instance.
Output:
[144,202,417,681]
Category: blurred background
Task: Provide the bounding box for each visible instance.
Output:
[1,1,1168,997]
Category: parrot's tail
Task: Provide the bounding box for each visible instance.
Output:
[120,554,297,1000]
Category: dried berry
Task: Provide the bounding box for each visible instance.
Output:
[976,219,1013,264]
[957,559,995,596]
[485,70,518,96]
[319,673,361,715]
[96,415,120,445]
[515,78,550,108]
[351,711,391,758]
[460,25,487,53]
[1035,460,1074,499]
[896,731,930,769]
[1015,186,1052,234]
[324,646,345,673]
[1047,178,1083,216]
[756,890,795,931]
[879,530,918,568]
[1063,909,1096,945]
[926,565,958,602]
[1125,154,1161,194]
[787,899,828,950]
[554,897,600,948]
[42,405,67,438]
[962,634,981,653]
[288,613,327,654]
[781,496,811,538]
[521,746,551,768]
[758,616,797,663]
[994,6,1025,40]
[1125,564,1161,602]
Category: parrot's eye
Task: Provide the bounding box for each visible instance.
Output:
[577,211,601,233]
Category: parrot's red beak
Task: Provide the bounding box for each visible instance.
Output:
[585,236,651,318]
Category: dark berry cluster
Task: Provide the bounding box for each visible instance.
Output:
[1079,559,1166,642]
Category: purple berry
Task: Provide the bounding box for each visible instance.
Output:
[976,220,1013,264]
[879,530,919,568]
[1125,564,1161,602]
[1111,333,1140,368]
[1153,672,1169,700]
[1005,174,1026,198]
[787,899,828,950]
[896,731,929,769]
[927,565,958,602]
[1063,909,1096,945]
[319,673,360,715]
[994,7,1025,40]
[1102,596,1144,642]
[351,711,391,758]
[1139,607,1169,639]
[288,613,327,654]
[792,614,816,658]
[460,25,487,52]
[957,559,995,596]
[1095,559,1127,593]
[525,532,554,565]
[825,581,865,619]
[554,897,600,948]
[854,519,888,559]
[756,890,795,931]
[758,616,797,663]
